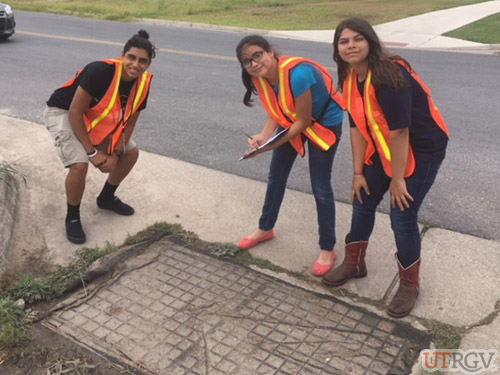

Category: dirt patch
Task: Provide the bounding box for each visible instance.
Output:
[0,324,138,375]
[0,226,195,375]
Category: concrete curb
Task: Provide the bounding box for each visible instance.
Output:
[0,157,19,274]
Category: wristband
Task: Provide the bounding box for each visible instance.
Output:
[354,172,363,176]
[87,149,98,158]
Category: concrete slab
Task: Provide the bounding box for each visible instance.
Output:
[45,239,430,375]
[267,1,500,52]
[374,1,500,36]
[0,115,399,306]
[0,156,19,271]
[417,35,486,49]
[412,228,500,327]
[460,313,500,353]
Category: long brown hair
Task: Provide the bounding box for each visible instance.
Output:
[333,17,410,91]
[235,35,277,107]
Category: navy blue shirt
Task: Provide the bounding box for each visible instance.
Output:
[349,65,448,161]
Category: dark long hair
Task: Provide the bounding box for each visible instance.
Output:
[235,35,276,107]
[124,30,156,60]
[333,17,410,91]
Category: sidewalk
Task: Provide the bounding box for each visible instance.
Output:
[1,2,500,372]
[1,114,500,373]
[269,0,500,52]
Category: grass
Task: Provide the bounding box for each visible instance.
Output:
[10,0,488,30]
[445,13,500,44]
[49,243,116,296]
[422,320,463,350]
[0,163,26,186]
[0,243,117,349]
[0,297,30,348]
[125,221,199,245]
[10,274,54,304]
[208,242,241,258]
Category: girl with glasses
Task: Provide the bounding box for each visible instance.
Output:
[235,35,345,277]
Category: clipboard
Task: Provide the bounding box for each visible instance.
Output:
[239,128,290,161]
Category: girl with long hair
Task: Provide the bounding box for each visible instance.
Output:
[323,18,449,318]
[235,35,344,276]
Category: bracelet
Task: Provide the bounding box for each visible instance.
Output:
[354,172,363,176]
[87,149,98,158]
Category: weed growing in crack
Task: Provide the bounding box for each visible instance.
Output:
[0,297,31,348]
[10,274,54,304]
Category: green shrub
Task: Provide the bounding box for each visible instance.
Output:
[10,274,54,304]
[50,244,116,296]
[208,243,241,258]
[0,297,30,348]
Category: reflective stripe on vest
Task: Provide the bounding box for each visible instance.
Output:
[365,69,391,162]
[398,61,450,138]
[58,58,153,153]
[80,59,152,153]
[252,56,343,155]
[345,62,448,177]
[89,59,122,130]
[345,65,414,177]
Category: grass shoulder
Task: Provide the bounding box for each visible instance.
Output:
[445,13,500,44]
[11,0,485,30]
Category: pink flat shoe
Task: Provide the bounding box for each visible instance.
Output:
[238,230,275,250]
[312,250,338,276]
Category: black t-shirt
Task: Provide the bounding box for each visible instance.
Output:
[348,65,448,161]
[47,61,148,111]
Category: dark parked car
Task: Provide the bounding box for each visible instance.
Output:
[0,2,15,39]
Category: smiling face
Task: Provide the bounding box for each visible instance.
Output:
[239,44,278,83]
[337,28,370,69]
[121,47,151,81]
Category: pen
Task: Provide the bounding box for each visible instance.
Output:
[240,129,254,140]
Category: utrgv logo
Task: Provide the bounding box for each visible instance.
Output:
[421,349,498,373]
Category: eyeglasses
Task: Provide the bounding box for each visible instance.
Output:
[241,51,265,68]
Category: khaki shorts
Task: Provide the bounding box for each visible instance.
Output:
[43,106,137,168]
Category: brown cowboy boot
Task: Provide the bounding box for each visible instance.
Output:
[322,240,368,286]
[387,256,421,318]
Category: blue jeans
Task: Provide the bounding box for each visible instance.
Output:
[258,126,341,251]
[349,153,444,268]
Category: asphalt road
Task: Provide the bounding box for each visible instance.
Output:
[2,11,499,241]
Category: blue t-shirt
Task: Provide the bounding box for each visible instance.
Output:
[349,65,447,160]
[274,63,343,128]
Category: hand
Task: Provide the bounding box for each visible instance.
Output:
[248,133,267,149]
[89,150,107,169]
[98,153,119,173]
[390,177,414,210]
[351,174,370,204]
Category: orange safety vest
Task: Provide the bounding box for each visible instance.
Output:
[344,61,449,177]
[252,57,345,157]
[61,58,153,154]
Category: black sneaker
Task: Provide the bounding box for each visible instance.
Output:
[97,196,135,216]
[66,219,86,244]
